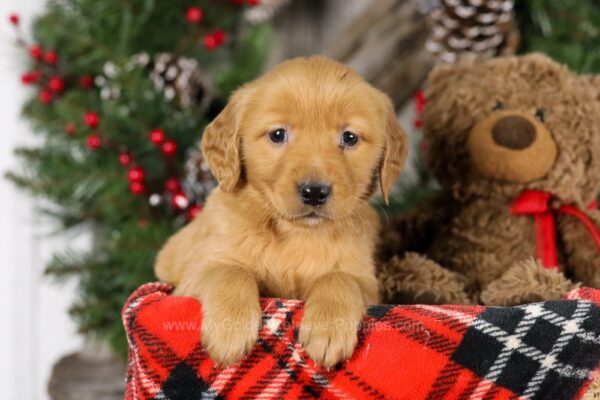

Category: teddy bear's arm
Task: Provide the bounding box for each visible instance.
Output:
[558,210,600,288]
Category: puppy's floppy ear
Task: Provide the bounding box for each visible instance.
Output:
[379,102,408,205]
[201,89,247,192]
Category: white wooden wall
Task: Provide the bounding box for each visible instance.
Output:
[0,1,85,399]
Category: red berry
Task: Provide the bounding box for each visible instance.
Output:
[203,34,219,50]
[149,129,166,145]
[129,181,145,195]
[414,90,425,113]
[9,14,19,25]
[29,45,43,59]
[79,75,94,89]
[21,71,41,84]
[43,51,58,65]
[118,152,133,166]
[64,123,77,136]
[48,76,64,92]
[38,90,52,104]
[165,177,180,193]
[127,166,145,182]
[84,111,100,128]
[247,0,260,5]
[86,134,102,149]
[187,204,203,219]
[414,90,425,102]
[172,192,189,210]
[185,7,203,23]
[203,30,226,49]
[161,140,177,156]
[213,30,226,45]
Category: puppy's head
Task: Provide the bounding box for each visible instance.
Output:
[202,56,407,226]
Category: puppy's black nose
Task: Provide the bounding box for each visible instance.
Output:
[299,183,331,206]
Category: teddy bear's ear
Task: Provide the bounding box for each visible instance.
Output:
[518,52,557,66]
[425,60,477,99]
[427,63,468,87]
[580,75,600,100]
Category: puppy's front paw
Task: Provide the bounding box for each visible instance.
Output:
[201,301,262,366]
[299,300,363,368]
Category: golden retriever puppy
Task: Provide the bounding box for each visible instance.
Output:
[155,56,407,367]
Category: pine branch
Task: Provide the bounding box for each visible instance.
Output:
[8,0,270,358]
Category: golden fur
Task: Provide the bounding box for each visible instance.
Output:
[155,56,407,367]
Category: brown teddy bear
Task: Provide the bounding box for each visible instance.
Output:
[378,53,600,307]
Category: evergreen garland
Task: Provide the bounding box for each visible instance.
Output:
[7,0,271,356]
[515,0,600,72]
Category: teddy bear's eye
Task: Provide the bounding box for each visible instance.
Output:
[535,109,545,122]
[493,101,505,111]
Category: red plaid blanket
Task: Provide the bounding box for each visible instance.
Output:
[124,283,600,399]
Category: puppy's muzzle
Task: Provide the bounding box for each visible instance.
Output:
[298,182,332,206]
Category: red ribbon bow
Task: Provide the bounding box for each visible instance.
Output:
[511,190,600,269]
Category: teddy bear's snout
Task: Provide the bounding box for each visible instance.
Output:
[467,111,557,183]
[491,115,536,150]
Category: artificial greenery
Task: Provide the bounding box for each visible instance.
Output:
[7,0,270,357]
[516,0,600,72]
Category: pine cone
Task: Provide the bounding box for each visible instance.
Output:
[148,53,214,113]
[425,0,519,63]
[244,0,289,23]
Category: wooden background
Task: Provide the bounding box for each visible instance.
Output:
[268,0,433,107]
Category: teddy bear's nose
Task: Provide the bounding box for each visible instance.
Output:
[492,115,537,150]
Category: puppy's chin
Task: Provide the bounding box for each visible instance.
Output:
[296,212,327,227]
[274,205,331,228]
[282,209,330,226]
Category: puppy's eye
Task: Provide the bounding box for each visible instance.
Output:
[535,108,545,122]
[340,131,359,148]
[493,101,505,111]
[268,128,287,144]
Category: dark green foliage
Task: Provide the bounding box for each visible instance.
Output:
[7,0,270,357]
[516,0,600,72]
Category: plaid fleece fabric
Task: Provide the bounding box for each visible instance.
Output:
[123,283,600,400]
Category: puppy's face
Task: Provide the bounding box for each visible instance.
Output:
[202,57,406,226]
